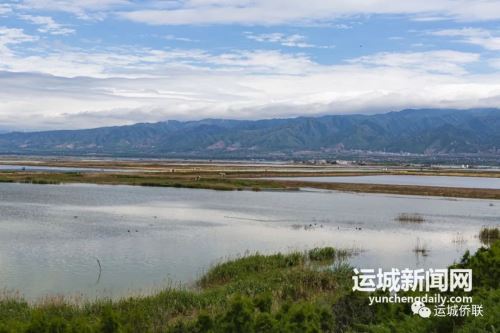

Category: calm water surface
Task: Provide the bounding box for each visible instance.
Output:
[270,175,500,189]
[0,183,498,300]
[0,164,132,173]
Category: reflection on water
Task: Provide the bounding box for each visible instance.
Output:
[269,175,500,189]
[0,183,498,300]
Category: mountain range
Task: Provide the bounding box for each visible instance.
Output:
[1,108,499,158]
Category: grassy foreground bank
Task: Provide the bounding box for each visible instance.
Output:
[0,243,499,332]
[1,171,500,199]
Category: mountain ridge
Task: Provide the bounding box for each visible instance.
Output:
[1,108,499,157]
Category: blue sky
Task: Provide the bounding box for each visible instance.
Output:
[1,1,500,130]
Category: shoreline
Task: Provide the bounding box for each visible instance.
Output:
[1,243,498,332]
[1,170,499,199]
[1,158,500,177]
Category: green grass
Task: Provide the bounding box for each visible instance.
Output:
[0,243,499,332]
[0,242,500,333]
[308,247,336,261]
[0,249,351,333]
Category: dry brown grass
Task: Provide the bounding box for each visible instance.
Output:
[479,226,500,245]
[395,213,425,223]
[1,162,499,199]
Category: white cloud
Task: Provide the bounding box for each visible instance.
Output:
[488,58,500,69]
[0,4,12,16]
[164,34,198,42]
[11,0,500,24]
[244,32,333,49]
[0,38,319,78]
[1,33,500,131]
[333,23,351,29]
[430,28,500,50]
[20,0,131,19]
[0,27,38,56]
[3,61,500,131]
[19,15,75,35]
[0,27,37,45]
[208,50,317,74]
[119,0,500,25]
[1,1,498,133]
[349,50,480,75]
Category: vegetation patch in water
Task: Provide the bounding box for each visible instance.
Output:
[413,238,429,256]
[396,213,425,223]
[479,226,500,245]
[0,171,289,192]
[1,169,500,199]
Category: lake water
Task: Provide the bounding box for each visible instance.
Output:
[269,175,500,189]
[0,183,498,300]
[0,164,133,173]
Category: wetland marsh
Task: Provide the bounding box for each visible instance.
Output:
[0,182,497,300]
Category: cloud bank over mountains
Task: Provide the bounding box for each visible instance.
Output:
[1,1,500,130]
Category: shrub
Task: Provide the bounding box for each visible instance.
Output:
[308,247,336,261]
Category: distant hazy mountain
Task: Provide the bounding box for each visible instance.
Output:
[1,109,499,157]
